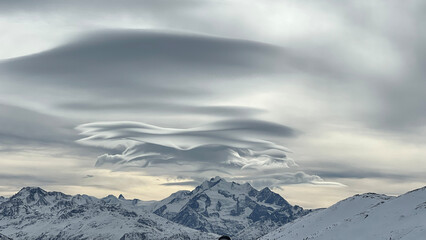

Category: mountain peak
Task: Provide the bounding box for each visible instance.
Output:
[210,176,224,182]
[10,186,50,206]
[257,187,290,207]
[102,194,119,204]
[260,187,272,193]
[16,186,47,195]
[153,177,307,237]
[13,187,48,199]
[197,176,228,191]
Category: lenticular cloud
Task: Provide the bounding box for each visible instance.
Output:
[76,119,295,167]
[76,119,340,186]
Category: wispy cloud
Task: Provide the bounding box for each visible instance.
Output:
[76,119,296,169]
[76,120,340,186]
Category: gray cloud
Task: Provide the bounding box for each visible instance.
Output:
[0,104,104,161]
[303,161,425,182]
[57,101,265,118]
[0,29,285,92]
[312,169,416,181]
[75,120,340,186]
[161,181,199,186]
[0,29,289,124]
[158,171,344,188]
[2,26,424,134]
[0,104,76,146]
[76,119,297,150]
[2,26,425,134]
[232,172,345,189]
[0,173,56,184]
[0,0,199,14]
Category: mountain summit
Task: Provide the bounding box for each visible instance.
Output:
[0,187,217,240]
[151,177,309,238]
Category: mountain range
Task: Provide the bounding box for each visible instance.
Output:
[0,177,425,240]
[0,186,218,240]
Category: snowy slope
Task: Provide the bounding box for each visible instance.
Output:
[0,187,218,240]
[151,177,310,239]
[261,186,426,240]
[0,233,12,240]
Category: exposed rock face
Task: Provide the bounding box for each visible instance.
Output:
[0,187,218,240]
[0,178,311,239]
[151,177,310,239]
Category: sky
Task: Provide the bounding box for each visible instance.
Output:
[0,0,425,208]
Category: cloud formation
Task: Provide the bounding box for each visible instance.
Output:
[0,29,285,93]
[58,101,265,118]
[2,25,425,133]
[76,120,339,186]
[0,0,425,206]
[76,119,296,168]
[0,104,76,147]
[0,29,289,124]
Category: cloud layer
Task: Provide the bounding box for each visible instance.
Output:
[0,0,425,207]
[76,120,340,187]
[0,29,290,124]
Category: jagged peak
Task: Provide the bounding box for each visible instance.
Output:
[71,194,96,205]
[101,195,121,204]
[13,186,48,199]
[103,194,118,200]
[256,186,290,207]
[17,186,47,194]
[118,194,125,200]
[73,193,93,199]
[260,187,272,193]
[9,186,52,206]
[210,176,224,182]
[243,182,252,187]
[197,177,226,191]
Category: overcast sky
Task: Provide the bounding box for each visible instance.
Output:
[0,0,425,208]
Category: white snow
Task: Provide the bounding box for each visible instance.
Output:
[261,187,426,240]
[2,183,425,240]
[0,187,218,240]
[150,177,306,239]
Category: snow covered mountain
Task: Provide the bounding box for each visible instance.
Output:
[150,177,310,239]
[0,187,218,240]
[4,180,422,240]
[261,186,426,240]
